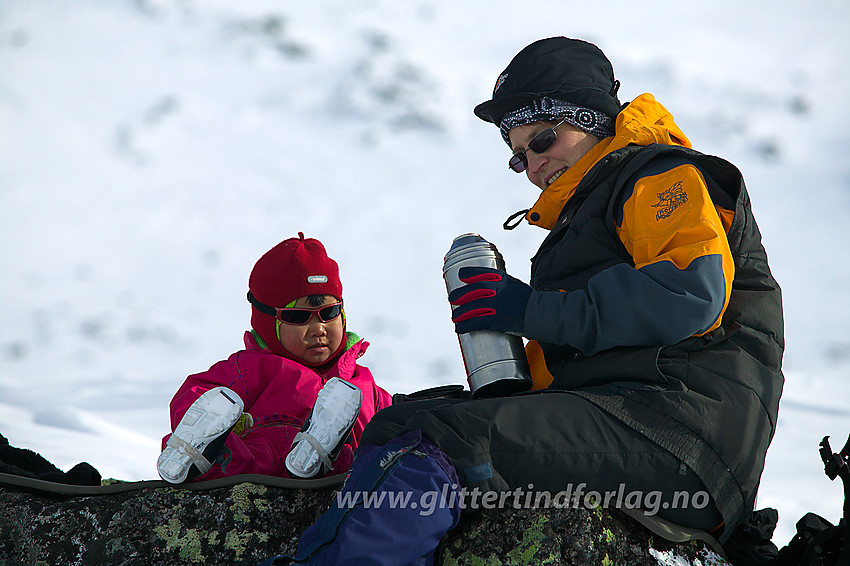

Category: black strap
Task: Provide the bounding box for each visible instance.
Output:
[247,291,277,317]
[503,209,530,230]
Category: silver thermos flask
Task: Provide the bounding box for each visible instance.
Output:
[443,233,532,398]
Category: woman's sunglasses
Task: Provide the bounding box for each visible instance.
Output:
[247,292,343,325]
[508,118,567,173]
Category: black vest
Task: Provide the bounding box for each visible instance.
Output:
[531,143,784,537]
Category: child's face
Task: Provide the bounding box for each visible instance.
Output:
[277,295,344,365]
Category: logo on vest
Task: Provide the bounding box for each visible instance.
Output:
[651,182,688,220]
[307,275,328,283]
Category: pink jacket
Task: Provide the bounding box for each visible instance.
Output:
[162,331,393,480]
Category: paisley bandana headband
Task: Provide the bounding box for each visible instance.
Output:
[499,97,615,146]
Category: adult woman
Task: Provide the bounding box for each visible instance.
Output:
[264,37,784,566]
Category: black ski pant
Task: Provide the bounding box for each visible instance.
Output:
[361,389,723,531]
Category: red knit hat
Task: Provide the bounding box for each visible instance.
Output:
[248,233,343,359]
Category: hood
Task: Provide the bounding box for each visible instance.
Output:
[524,93,691,230]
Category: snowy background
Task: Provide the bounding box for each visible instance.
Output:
[2,0,849,546]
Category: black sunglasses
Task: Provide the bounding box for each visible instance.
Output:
[247,292,343,325]
[508,119,567,173]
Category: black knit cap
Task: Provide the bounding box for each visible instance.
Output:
[474,37,622,127]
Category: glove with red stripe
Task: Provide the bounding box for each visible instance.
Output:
[448,266,533,335]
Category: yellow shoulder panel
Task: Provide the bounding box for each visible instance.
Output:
[616,164,734,334]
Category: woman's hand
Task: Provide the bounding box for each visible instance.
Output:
[448,267,532,335]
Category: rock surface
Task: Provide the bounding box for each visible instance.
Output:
[0,481,729,565]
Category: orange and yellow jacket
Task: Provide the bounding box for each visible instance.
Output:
[522,93,736,387]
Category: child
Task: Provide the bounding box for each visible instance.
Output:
[157,233,393,483]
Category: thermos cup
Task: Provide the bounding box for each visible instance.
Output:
[443,233,532,398]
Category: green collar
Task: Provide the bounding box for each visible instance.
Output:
[250,329,361,353]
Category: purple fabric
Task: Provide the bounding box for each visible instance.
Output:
[289,430,462,565]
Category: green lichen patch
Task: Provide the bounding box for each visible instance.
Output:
[505,515,560,565]
[229,482,269,523]
[153,516,209,562]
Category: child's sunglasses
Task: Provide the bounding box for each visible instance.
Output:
[508,118,567,173]
[247,291,343,325]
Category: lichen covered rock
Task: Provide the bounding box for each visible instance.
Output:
[439,501,728,565]
[0,482,728,565]
[0,482,329,565]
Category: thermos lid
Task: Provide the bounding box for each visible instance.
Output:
[451,233,485,248]
[445,233,490,261]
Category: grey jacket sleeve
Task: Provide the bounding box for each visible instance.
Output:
[523,254,726,356]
